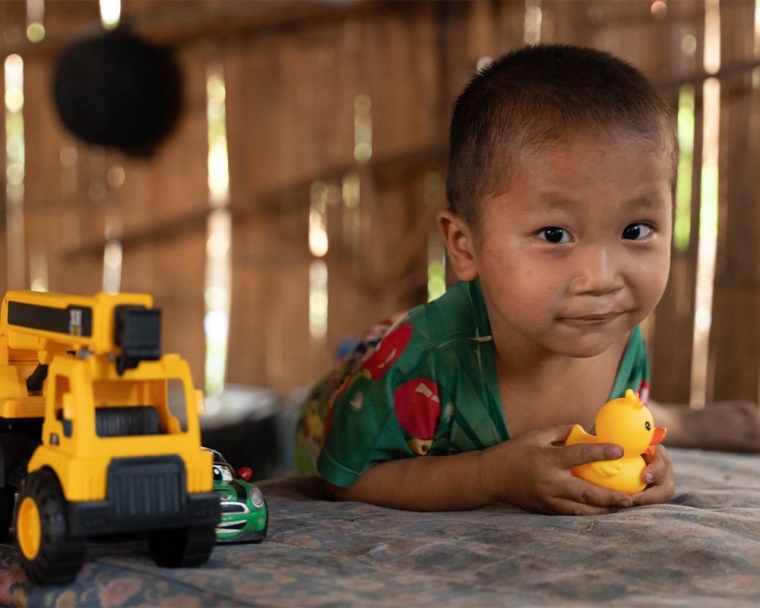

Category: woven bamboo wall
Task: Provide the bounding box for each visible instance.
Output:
[1,0,759,408]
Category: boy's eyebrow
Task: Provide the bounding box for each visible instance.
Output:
[527,194,577,209]
[628,192,674,209]
[622,194,672,210]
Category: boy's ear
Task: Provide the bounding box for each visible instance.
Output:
[437,209,478,282]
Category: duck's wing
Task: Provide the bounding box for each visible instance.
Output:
[589,459,624,477]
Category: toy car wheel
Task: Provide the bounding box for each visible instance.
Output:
[0,485,16,541]
[15,469,86,585]
[147,524,216,568]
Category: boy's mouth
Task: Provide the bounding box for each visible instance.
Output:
[559,311,622,324]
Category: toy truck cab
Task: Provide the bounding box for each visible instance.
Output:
[0,291,219,585]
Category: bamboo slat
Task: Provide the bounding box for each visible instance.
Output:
[708,1,760,402]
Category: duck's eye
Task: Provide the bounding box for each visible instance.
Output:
[645,421,652,431]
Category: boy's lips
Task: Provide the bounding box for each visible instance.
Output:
[558,311,624,324]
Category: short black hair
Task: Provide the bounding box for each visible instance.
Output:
[446,44,678,228]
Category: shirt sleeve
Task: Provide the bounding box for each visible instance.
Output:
[317,319,442,488]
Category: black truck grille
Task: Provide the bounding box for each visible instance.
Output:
[108,455,186,518]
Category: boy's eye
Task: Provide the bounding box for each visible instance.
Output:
[622,223,653,240]
[538,227,571,243]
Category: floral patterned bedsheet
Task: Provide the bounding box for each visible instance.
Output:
[1,448,759,607]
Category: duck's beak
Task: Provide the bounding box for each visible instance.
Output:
[645,427,667,456]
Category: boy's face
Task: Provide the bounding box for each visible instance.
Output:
[451,129,673,359]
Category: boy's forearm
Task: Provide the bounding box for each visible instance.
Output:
[324,450,499,511]
[648,398,760,452]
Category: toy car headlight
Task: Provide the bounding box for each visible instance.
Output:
[249,487,265,508]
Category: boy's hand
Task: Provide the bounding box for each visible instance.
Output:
[479,425,635,516]
[630,444,674,505]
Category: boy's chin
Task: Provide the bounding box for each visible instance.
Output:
[547,317,636,358]
[549,334,623,359]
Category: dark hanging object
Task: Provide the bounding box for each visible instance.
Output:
[53,28,184,158]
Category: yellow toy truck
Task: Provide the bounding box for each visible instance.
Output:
[0,290,219,585]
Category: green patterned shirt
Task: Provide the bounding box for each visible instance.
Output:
[293,279,650,487]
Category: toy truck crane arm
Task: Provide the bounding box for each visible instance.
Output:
[1,290,160,375]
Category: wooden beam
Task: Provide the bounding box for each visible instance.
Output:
[0,0,408,57]
[656,59,760,94]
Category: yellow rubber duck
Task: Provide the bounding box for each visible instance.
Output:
[565,389,667,494]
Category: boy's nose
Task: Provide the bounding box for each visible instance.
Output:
[569,246,623,296]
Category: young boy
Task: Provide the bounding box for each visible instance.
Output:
[293,44,741,514]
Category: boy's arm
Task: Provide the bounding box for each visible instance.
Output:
[649,399,760,452]
[326,447,496,511]
[325,425,634,515]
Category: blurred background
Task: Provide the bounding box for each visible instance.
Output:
[2,0,760,478]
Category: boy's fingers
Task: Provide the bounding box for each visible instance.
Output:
[631,479,674,505]
[642,458,665,485]
[541,424,577,445]
[568,478,632,509]
[548,498,620,516]
[549,483,632,515]
[633,447,675,504]
[562,441,624,467]
[642,443,663,465]
[642,445,671,481]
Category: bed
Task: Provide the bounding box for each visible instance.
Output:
[0,447,758,607]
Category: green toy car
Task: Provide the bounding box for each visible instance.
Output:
[206,448,268,544]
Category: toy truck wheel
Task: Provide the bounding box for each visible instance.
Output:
[147,524,216,568]
[0,486,16,541]
[15,469,86,585]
